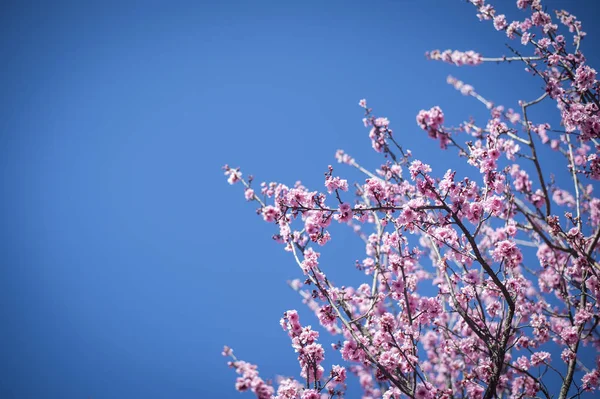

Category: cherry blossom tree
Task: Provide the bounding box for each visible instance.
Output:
[223,1,600,398]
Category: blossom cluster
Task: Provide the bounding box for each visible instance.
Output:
[425,49,483,66]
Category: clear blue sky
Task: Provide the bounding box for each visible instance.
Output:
[1,1,599,398]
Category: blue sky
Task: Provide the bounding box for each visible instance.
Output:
[1,1,600,398]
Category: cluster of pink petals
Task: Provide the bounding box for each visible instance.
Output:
[222,349,275,399]
[280,310,326,383]
[425,49,482,66]
[447,75,475,96]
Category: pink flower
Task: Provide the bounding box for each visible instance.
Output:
[560,326,579,345]
[465,381,484,398]
[561,348,576,363]
[574,308,593,325]
[530,351,551,366]
[335,202,353,223]
[426,49,482,66]
[415,383,434,399]
[574,65,597,92]
[262,205,280,222]
[516,0,532,9]
[273,378,302,399]
[229,358,274,399]
[506,20,519,38]
[491,240,523,268]
[531,11,551,26]
[300,248,320,274]
[222,346,233,357]
[335,149,353,164]
[364,178,385,200]
[514,355,530,371]
[378,312,396,332]
[331,365,347,384]
[300,389,320,399]
[341,339,365,362]
[484,195,504,215]
[409,160,432,180]
[383,387,402,399]
[486,301,501,317]
[318,305,336,326]
[582,369,600,391]
[493,14,508,31]
[325,175,349,193]
[477,4,495,21]
[224,167,242,184]
[374,117,389,128]
[417,106,444,130]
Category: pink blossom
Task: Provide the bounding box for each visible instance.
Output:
[417,106,444,131]
[409,160,432,180]
[516,0,532,9]
[491,240,523,268]
[465,381,484,398]
[561,348,576,363]
[560,326,579,345]
[531,11,551,26]
[228,358,274,399]
[506,21,519,38]
[224,167,242,184]
[222,346,233,357]
[273,379,302,399]
[383,387,402,399]
[325,175,348,193]
[493,14,508,31]
[262,205,280,222]
[415,383,434,399]
[530,351,551,366]
[335,149,353,164]
[341,339,365,362]
[484,195,504,215]
[574,65,597,92]
[486,301,501,317]
[574,308,593,325]
[582,369,600,391]
[300,389,320,399]
[477,5,495,21]
[300,248,320,274]
[317,305,336,326]
[447,75,475,96]
[514,355,530,371]
[331,365,346,384]
[335,202,352,223]
[426,49,482,66]
[379,312,396,332]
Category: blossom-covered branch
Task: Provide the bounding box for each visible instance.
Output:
[223,1,600,398]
